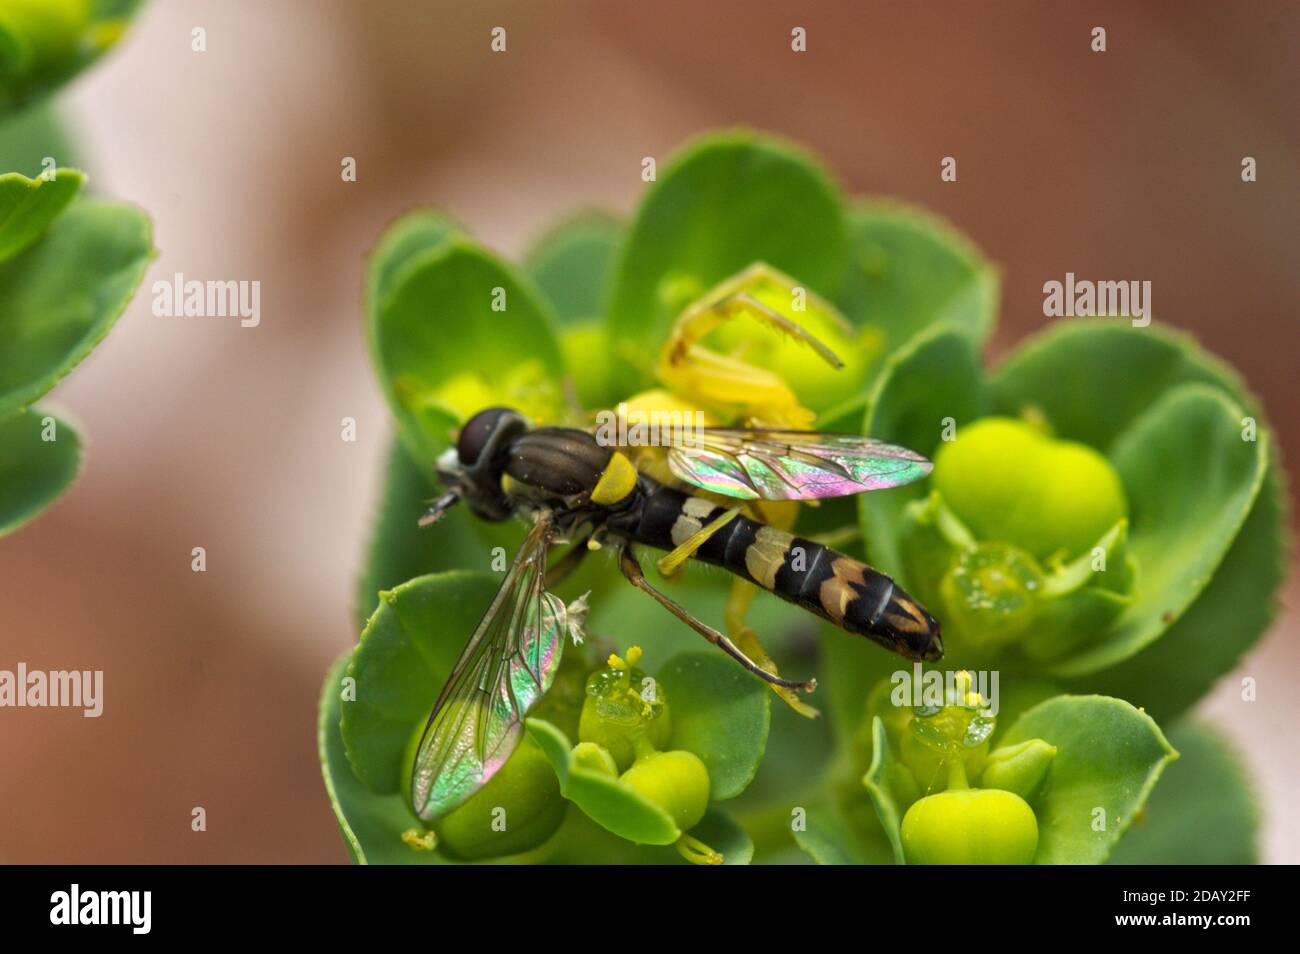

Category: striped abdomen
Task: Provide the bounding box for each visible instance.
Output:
[614,484,943,662]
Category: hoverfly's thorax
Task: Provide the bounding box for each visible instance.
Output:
[504,428,615,502]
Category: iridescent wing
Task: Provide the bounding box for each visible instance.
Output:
[410,513,568,821]
[665,427,932,501]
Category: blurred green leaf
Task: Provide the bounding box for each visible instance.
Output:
[0,168,82,260]
[793,803,887,865]
[0,0,141,115]
[523,211,620,324]
[0,198,153,418]
[656,651,770,800]
[1108,719,1257,864]
[861,717,907,864]
[859,325,986,582]
[607,132,849,382]
[0,101,76,178]
[0,406,80,535]
[363,210,460,338]
[839,199,999,349]
[367,235,565,471]
[821,626,901,756]
[1047,385,1266,678]
[1001,695,1177,864]
[341,572,503,793]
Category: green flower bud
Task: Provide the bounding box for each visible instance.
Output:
[433,735,567,861]
[932,416,1127,560]
[933,417,1048,546]
[901,788,1039,865]
[571,741,619,777]
[1029,440,1128,560]
[619,750,710,832]
[898,677,995,790]
[939,542,1043,655]
[853,678,910,774]
[980,738,1057,801]
[578,647,672,771]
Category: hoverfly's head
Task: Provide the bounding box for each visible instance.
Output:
[421,407,528,527]
[456,406,527,471]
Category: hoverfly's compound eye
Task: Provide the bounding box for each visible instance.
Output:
[457,407,520,466]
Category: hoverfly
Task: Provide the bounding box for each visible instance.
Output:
[409,406,943,820]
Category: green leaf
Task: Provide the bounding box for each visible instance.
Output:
[353,438,514,630]
[524,649,772,854]
[523,211,621,324]
[606,132,849,380]
[1108,719,1257,864]
[1000,695,1178,864]
[0,406,80,536]
[367,236,565,471]
[363,210,460,337]
[1084,466,1286,721]
[985,323,1284,718]
[656,651,770,800]
[0,198,153,418]
[666,807,753,865]
[324,643,588,866]
[838,199,999,349]
[0,0,140,115]
[0,101,77,178]
[0,168,82,261]
[547,801,753,865]
[1046,384,1266,678]
[990,323,1256,453]
[319,653,449,864]
[859,324,985,581]
[527,718,681,845]
[0,21,21,74]
[861,717,907,864]
[340,572,504,794]
[525,650,772,848]
[793,804,886,865]
[821,627,902,757]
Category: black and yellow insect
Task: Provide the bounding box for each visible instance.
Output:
[409,405,942,820]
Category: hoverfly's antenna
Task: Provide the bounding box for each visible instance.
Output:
[418,488,463,527]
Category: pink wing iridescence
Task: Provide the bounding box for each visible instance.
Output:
[667,428,932,501]
[410,515,566,821]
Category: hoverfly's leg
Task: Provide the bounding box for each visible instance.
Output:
[617,543,816,693]
[655,506,742,578]
[545,528,593,588]
[725,580,820,720]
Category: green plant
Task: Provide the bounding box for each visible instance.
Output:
[0,0,141,115]
[1,0,151,537]
[320,130,1284,864]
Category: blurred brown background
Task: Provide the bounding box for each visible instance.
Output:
[1,0,1295,863]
